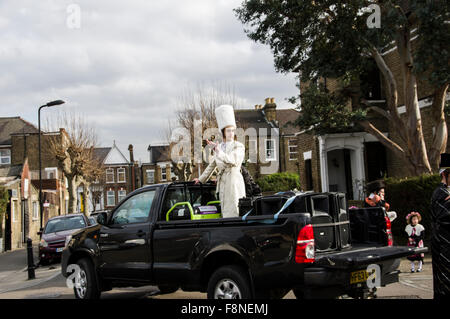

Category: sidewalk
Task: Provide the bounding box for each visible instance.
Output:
[0,245,61,295]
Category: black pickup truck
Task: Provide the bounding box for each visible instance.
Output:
[61,181,426,299]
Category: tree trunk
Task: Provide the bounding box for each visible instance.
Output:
[82,182,90,217]
[365,30,434,176]
[67,176,77,214]
[396,26,432,175]
[429,84,449,171]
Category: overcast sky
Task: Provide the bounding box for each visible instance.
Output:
[0,0,299,162]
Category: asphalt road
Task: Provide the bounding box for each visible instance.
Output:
[0,258,433,299]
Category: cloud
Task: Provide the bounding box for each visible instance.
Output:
[0,0,299,162]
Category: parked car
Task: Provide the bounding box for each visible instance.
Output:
[38,214,91,265]
[62,181,426,299]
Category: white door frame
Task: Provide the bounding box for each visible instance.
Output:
[318,132,384,199]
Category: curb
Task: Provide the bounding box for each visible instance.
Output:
[0,267,61,295]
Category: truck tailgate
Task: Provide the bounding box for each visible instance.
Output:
[314,246,428,269]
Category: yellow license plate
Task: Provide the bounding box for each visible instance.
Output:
[350,270,370,284]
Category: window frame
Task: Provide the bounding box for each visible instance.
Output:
[146,169,155,184]
[265,138,277,161]
[288,139,298,161]
[161,167,167,181]
[247,139,258,163]
[106,190,115,207]
[117,167,126,183]
[118,189,127,203]
[45,167,58,179]
[32,201,39,221]
[11,200,17,222]
[0,149,11,164]
[106,168,115,184]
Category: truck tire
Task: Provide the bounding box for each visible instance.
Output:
[207,265,252,299]
[73,258,101,299]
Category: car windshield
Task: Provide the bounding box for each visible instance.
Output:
[44,216,86,234]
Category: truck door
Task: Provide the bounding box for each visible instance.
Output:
[98,189,157,281]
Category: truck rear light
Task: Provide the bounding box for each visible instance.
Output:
[295,224,315,263]
[385,216,393,246]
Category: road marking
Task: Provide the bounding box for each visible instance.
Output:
[399,279,432,292]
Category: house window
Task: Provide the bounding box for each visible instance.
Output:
[117,168,126,183]
[118,189,127,202]
[32,201,39,221]
[248,140,257,163]
[0,149,11,164]
[45,167,58,179]
[106,190,115,206]
[146,170,155,184]
[288,139,298,161]
[12,200,17,222]
[106,168,115,183]
[161,167,167,181]
[265,139,276,161]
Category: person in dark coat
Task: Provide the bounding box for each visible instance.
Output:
[364,180,397,221]
[430,153,450,300]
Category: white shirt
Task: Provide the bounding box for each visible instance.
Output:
[405,224,425,237]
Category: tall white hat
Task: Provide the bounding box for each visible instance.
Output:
[215,104,236,131]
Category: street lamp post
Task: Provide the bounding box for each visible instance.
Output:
[38,100,65,231]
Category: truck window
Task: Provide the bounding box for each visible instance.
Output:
[111,190,156,225]
[161,187,186,220]
[161,185,220,221]
[188,187,218,206]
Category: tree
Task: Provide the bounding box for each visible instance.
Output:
[235,0,450,175]
[47,112,103,215]
[164,83,241,181]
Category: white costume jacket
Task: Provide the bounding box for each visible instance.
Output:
[198,140,246,218]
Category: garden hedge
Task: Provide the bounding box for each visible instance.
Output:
[256,172,301,193]
[384,174,441,246]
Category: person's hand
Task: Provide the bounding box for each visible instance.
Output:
[193,178,200,184]
[206,139,219,152]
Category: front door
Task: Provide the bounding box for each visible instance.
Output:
[98,189,157,281]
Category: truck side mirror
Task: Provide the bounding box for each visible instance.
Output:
[97,212,108,225]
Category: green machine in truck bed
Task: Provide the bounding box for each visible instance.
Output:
[165,201,221,221]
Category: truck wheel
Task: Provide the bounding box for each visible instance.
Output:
[207,265,252,299]
[74,258,101,299]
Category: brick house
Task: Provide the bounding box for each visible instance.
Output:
[141,144,177,186]
[294,39,450,200]
[90,142,139,211]
[0,161,42,251]
[0,117,64,251]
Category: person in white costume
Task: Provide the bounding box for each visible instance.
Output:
[193,105,246,218]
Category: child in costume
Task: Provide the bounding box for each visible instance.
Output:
[405,212,425,272]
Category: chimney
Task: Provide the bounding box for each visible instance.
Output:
[128,144,136,191]
[128,144,134,163]
[263,97,277,122]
